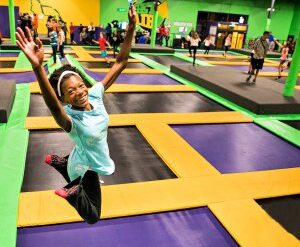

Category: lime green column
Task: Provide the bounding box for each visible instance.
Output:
[283,31,300,96]
[150,1,159,48]
[8,0,16,44]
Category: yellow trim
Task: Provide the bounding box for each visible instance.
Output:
[207,61,278,67]
[18,168,300,228]
[258,72,300,77]
[29,82,196,94]
[25,112,252,130]
[88,68,162,74]
[209,199,300,246]
[87,50,118,55]
[183,53,248,59]
[295,85,300,90]
[0,68,32,73]
[0,57,17,61]
[77,58,141,63]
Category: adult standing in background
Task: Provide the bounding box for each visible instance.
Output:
[69,22,75,44]
[105,23,112,43]
[246,31,270,84]
[49,27,58,64]
[88,22,96,44]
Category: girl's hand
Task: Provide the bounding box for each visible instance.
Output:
[15,27,44,69]
[128,4,136,26]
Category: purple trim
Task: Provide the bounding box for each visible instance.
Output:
[0,52,19,57]
[0,6,19,38]
[17,208,238,247]
[172,123,300,173]
[85,69,179,85]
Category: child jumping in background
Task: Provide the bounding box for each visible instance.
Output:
[275,40,289,79]
[189,31,201,66]
[204,35,215,55]
[94,32,112,67]
[15,5,136,224]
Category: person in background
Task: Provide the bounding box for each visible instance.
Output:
[223,33,232,57]
[112,30,120,58]
[187,28,194,57]
[58,26,65,59]
[189,31,201,66]
[88,22,96,44]
[49,27,58,64]
[274,40,289,80]
[246,31,270,84]
[52,18,58,33]
[157,23,166,46]
[32,13,38,40]
[46,16,53,37]
[105,23,112,43]
[203,35,215,55]
[93,32,112,67]
[69,22,75,44]
[165,24,171,47]
[268,32,275,52]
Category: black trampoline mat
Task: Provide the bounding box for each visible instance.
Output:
[80,61,149,69]
[28,93,227,116]
[144,55,189,67]
[22,127,176,192]
[257,195,300,240]
[0,61,16,68]
[281,121,300,130]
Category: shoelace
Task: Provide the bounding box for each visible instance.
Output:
[64,185,79,196]
[51,155,67,165]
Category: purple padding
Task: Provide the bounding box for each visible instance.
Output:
[17,208,238,247]
[172,123,300,173]
[85,69,179,85]
[0,6,19,37]
[0,72,36,83]
[229,65,280,72]
[0,52,19,57]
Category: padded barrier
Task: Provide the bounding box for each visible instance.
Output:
[0,80,16,123]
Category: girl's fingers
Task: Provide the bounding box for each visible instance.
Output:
[36,38,43,49]
[25,26,33,42]
[15,32,26,48]
[17,27,29,44]
[16,40,25,52]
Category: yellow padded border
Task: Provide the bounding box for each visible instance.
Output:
[296,85,300,90]
[77,58,141,63]
[0,68,32,73]
[209,199,300,246]
[207,61,278,67]
[25,112,252,130]
[0,57,17,61]
[258,72,300,77]
[88,68,162,74]
[29,82,196,94]
[87,50,118,55]
[18,168,300,228]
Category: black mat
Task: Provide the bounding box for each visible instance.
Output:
[281,121,300,130]
[28,92,227,116]
[0,80,16,123]
[170,64,300,114]
[131,44,175,54]
[0,44,20,50]
[232,48,281,58]
[144,55,189,67]
[257,195,300,239]
[80,61,150,69]
[22,128,176,192]
[0,61,16,68]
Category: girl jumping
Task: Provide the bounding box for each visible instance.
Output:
[16,6,136,224]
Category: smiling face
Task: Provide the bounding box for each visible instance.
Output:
[61,75,90,110]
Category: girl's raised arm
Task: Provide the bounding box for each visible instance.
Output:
[16,27,71,131]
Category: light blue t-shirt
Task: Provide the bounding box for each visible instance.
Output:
[64,82,115,181]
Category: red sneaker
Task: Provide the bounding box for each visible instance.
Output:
[44,154,68,166]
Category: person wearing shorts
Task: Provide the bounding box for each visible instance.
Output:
[94,32,111,67]
[275,40,289,79]
[246,31,270,84]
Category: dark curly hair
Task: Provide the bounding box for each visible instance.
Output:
[49,64,89,99]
